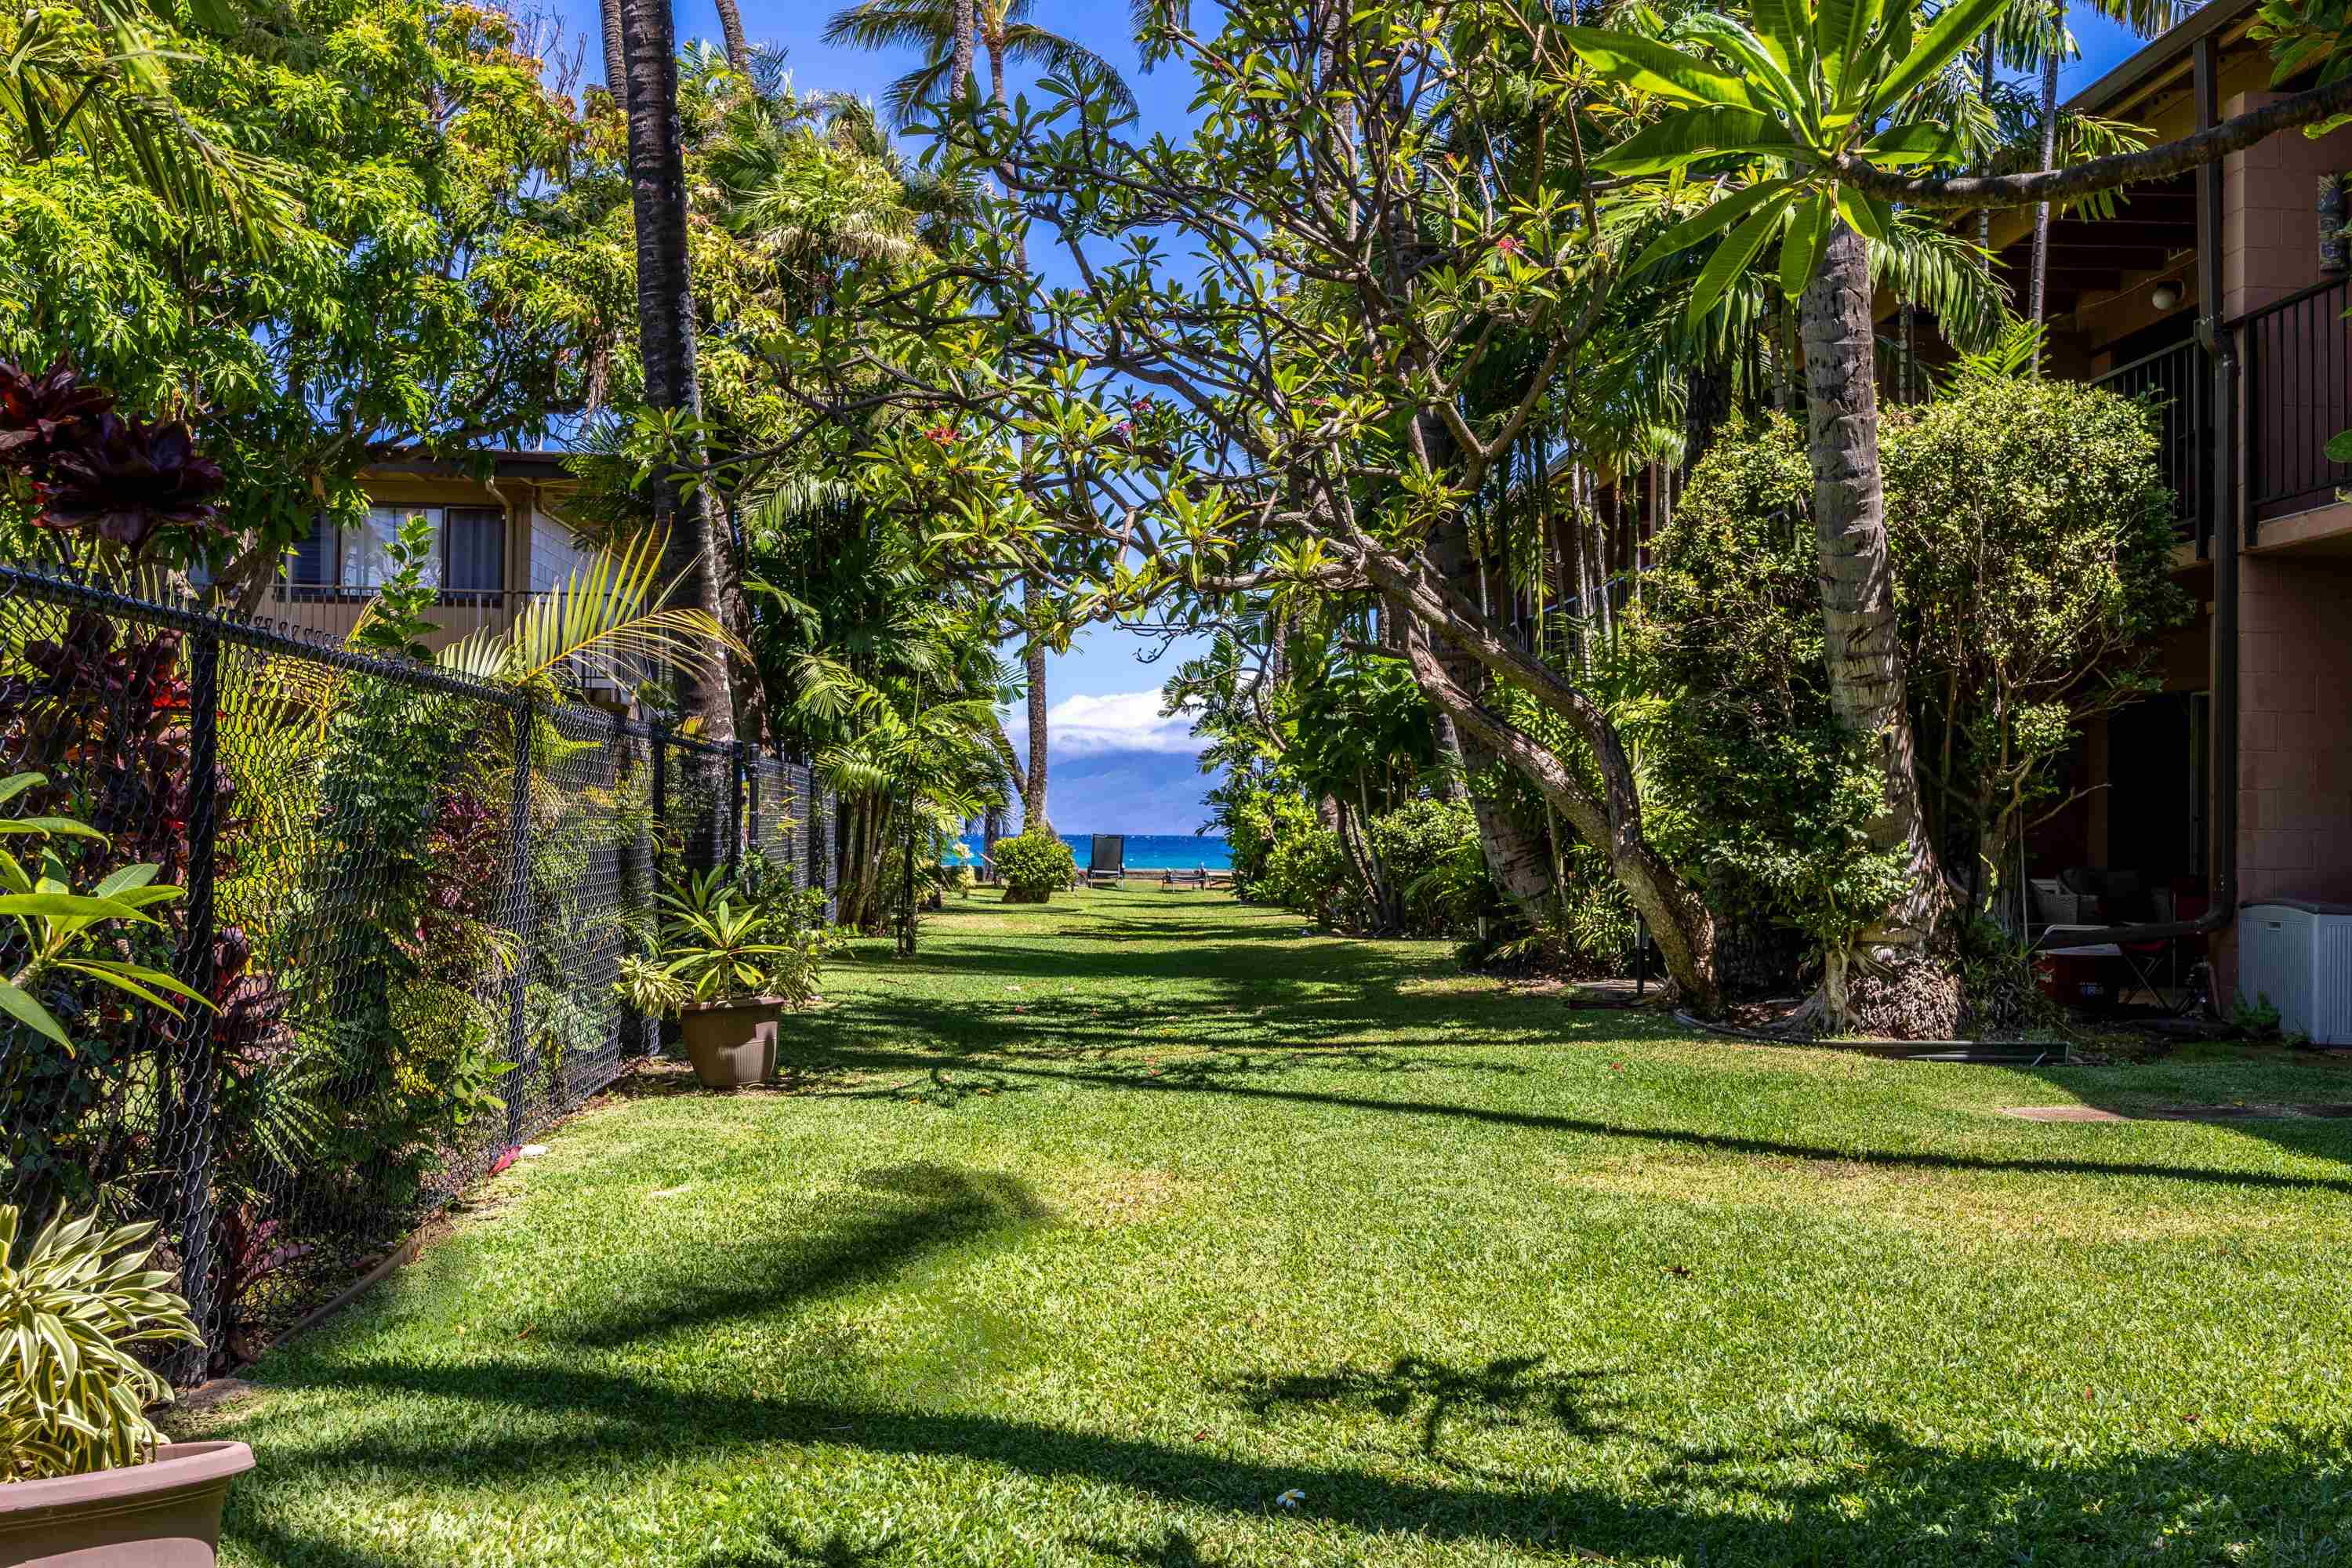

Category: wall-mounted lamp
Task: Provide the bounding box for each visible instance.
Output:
[2151,281,2183,310]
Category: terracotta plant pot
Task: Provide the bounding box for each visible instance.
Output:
[678,996,782,1088]
[1002,886,1052,905]
[0,1441,253,1567]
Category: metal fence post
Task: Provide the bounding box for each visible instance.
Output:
[745,746,761,863]
[729,743,746,878]
[503,700,535,1142]
[650,723,669,854]
[169,629,220,1379]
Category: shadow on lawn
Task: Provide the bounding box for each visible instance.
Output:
[227,1345,2352,1566]
[770,1033,2352,1198]
[1223,1352,1627,1464]
[554,1163,1049,1351]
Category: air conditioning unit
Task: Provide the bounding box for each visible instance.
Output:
[2238,902,2352,1044]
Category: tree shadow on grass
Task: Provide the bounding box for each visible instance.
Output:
[764,1036,2352,1198]
[1221,1353,1627,1465]
[224,1349,2352,1566]
[1068,1527,1224,1566]
[553,1163,1050,1351]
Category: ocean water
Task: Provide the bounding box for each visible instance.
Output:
[954,832,1232,872]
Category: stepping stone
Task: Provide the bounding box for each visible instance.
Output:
[2001,1105,2127,1122]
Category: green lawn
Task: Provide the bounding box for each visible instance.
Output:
[196,886,2352,1566]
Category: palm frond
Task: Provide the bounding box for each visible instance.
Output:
[437,532,745,692]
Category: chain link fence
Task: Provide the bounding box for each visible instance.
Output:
[0,567,829,1377]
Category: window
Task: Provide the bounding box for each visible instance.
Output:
[345,506,443,590]
[443,507,505,594]
[290,514,332,586]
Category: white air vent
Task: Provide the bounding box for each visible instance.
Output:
[2238,902,2352,1044]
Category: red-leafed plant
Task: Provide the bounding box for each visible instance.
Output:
[0,360,229,568]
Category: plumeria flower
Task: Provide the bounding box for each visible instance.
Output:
[1116,420,1135,438]
[1275,1490,1305,1510]
[924,424,958,444]
[1494,234,1524,258]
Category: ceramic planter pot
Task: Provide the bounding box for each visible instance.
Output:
[0,1441,253,1567]
[678,996,783,1088]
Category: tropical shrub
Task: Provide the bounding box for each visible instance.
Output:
[1258,821,1345,922]
[1,1205,199,1480]
[1632,380,2187,993]
[1367,799,1487,937]
[993,829,1076,902]
[1220,786,1319,900]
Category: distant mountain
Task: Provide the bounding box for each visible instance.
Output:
[1024,749,1223,835]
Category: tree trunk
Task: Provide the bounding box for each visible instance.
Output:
[2029,1,2063,344]
[714,0,749,73]
[619,0,733,749]
[1021,572,1051,830]
[952,0,975,97]
[599,0,625,102]
[1798,220,1957,1033]
[1422,509,1559,917]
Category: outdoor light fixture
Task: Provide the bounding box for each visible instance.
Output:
[2151,281,2183,310]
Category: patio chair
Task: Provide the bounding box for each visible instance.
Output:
[1087,834,1127,887]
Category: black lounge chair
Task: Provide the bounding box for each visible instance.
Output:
[1087,834,1127,886]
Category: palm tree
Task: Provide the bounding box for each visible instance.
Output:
[616,0,735,748]
[2025,0,2203,349]
[823,0,1131,833]
[821,0,1135,128]
[715,0,750,74]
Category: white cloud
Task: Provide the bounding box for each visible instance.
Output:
[1004,689,1201,758]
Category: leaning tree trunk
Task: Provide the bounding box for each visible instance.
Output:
[714,0,749,73]
[1799,221,1957,1036]
[619,0,733,750]
[1425,506,1559,917]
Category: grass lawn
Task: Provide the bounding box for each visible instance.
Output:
[194,886,2352,1566]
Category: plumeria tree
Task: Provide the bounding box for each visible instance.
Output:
[784,0,1777,1008]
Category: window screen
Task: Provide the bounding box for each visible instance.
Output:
[443,508,505,593]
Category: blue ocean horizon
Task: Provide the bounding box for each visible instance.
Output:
[953,832,1232,872]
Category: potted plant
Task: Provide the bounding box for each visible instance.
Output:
[0,1205,252,1566]
[618,873,824,1089]
[993,829,1076,906]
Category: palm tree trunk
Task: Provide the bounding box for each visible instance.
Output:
[714,0,749,72]
[619,0,733,750]
[1798,220,1955,1030]
[952,0,975,96]
[1022,572,1050,831]
[2029,0,2063,350]
[599,0,625,101]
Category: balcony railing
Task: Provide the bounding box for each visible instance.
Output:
[263,585,552,646]
[2091,339,2208,551]
[2241,275,2352,528]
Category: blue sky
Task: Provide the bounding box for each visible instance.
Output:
[560,0,2169,829]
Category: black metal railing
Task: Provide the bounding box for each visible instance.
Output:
[0,566,831,1377]
[2241,276,2352,528]
[2092,338,2209,551]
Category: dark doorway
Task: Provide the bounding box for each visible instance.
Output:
[2106,692,2206,888]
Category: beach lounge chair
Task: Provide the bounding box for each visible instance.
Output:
[1087,834,1127,887]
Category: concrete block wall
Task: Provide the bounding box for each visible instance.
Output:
[2236,554,2352,907]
